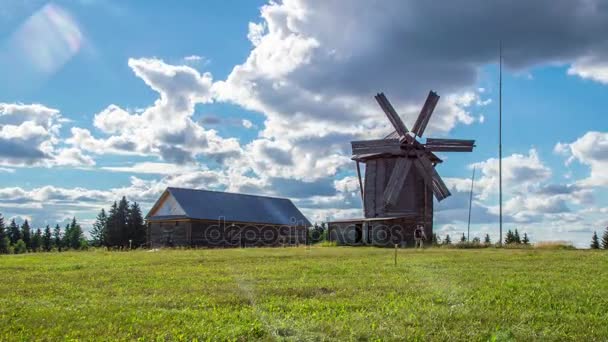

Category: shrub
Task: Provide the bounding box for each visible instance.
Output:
[318,241,337,247]
[13,239,27,254]
[534,241,575,250]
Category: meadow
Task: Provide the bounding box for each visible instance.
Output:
[0,247,606,341]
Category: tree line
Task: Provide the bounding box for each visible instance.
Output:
[0,215,86,254]
[590,227,608,249]
[89,196,146,249]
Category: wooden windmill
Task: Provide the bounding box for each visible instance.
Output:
[351,91,475,221]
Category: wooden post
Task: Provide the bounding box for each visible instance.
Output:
[394,244,398,266]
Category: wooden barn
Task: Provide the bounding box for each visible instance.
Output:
[330,91,475,247]
[145,187,311,248]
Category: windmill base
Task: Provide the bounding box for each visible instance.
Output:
[328,215,432,247]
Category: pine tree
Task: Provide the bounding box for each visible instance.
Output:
[0,214,8,254]
[31,228,42,252]
[601,227,608,250]
[522,232,530,245]
[53,224,62,251]
[484,234,491,244]
[106,201,120,247]
[590,231,600,249]
[444,234,452,245]
[62,223,72,249]
[43,225,52,252]
[8,219,20,245]
[431,233,439,246]
[128,202,146,248]
[91,208,107,247]
[21,219,31,249]
[460,233,466,243]
[505,230,514,244]
[514,229,521,244]
[67,217,84,250]
[117,197,129,247]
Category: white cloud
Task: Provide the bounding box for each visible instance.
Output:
[0,103,93,167]
[568,56,608,84]
[242,119,253,129]
[555,131,608,186]
[68,58,242,164]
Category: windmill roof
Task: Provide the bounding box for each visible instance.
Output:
[146,187,311,227]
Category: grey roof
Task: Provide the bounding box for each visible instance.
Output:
[147,187,312,226]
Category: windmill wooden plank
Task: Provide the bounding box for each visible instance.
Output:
[375,158,387,214]
[364,159,377,217]
[375,93,409,137]
[351,139,403,155]
[356,161,364,203]
[383,158,412,207]
[411,91,440,137]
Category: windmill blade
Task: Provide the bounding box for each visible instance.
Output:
[383,158,413,207]
[351,139,402,156]
[415,153,452,201]
[375,93,409,138]
[425,138,475,152]
[411,91,440,137]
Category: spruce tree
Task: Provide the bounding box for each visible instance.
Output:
[117,197,130,247]
[460,233,466,243]
[0,214,8,254]
[42,225,52,251]
[21,219,31,249]
[444,234,452,245]
[67,217,84,250]
[431,233,439,246]
[484,234,491,244]
[505,230,513,244]
[8,219,20,245]
[128,202,146,247]
[31,228,42,252]
[514,229,521,244]
[522,232,530,245]
[91,208,107,247]
[601,227,608,250]
[106,201,119,247]
[590,231,600,249]
[62,223,72,249]
[53,224,62,251]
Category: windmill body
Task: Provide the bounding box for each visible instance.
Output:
[329,91,475,246]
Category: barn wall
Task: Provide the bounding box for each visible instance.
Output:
[149,219,307,248]
[149,220,191,248]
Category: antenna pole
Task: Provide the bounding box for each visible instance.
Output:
[499,41,503,246]
[467,166,476,242]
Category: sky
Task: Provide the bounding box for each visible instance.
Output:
[0,0,607,247]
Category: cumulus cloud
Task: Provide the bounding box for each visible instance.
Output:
[555,131,608,186]
[0,103,93,167]
[68,58,242,164]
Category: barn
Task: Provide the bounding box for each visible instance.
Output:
[145,187,311,248]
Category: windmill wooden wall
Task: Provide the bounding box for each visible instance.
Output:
[363,157,433,228]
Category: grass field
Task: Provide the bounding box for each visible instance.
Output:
[1,247,607,341]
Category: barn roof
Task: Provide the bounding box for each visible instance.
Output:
[146,187,312,227]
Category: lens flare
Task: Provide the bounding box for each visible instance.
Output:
[8,3,83,75]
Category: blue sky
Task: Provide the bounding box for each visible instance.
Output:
[1,0,607,247]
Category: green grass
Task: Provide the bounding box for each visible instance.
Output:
[0,247,606,341]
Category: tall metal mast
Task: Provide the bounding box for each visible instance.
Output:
[499,41,503,246]
[467,166,476,242]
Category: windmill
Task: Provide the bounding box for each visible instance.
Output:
[351,91,475,222]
